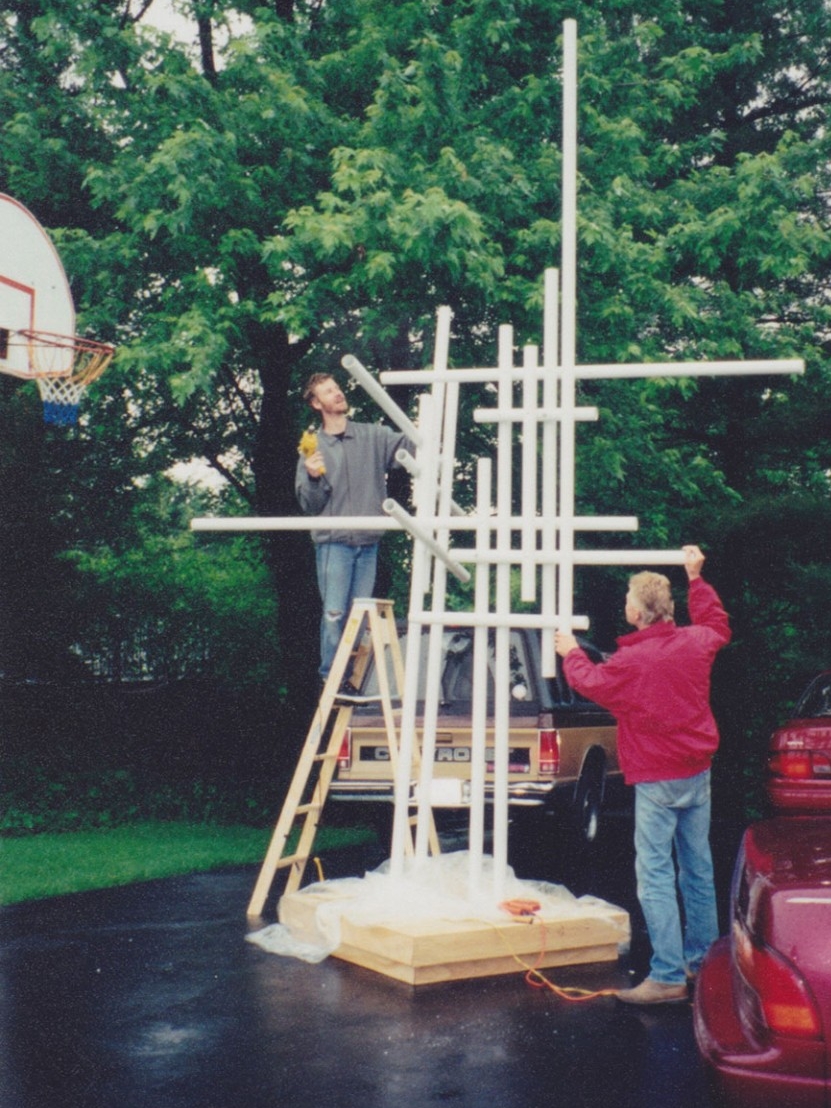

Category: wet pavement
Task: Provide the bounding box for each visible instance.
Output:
[0,808,736,1108]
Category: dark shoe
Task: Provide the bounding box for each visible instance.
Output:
[615,978,689,1006]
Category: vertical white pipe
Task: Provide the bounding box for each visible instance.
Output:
[520,344,538,603]
[415,378,460,860]
[558,19,578,635]
[406,306,453,865]
[389,393,436,878]
[541,268,560,678]
[468,456,492,896]
[491,325,514,899]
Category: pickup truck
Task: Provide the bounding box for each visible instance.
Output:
[329,624,621,846]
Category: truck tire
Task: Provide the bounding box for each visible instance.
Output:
[572,751,606,845]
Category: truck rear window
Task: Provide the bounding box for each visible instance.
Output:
[363,628,534,706]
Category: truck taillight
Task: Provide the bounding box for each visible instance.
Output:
[338,728,352,771]
[538,715,560,775]
[733,920,822,1039]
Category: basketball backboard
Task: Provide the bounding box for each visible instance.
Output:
[0,193,75,378]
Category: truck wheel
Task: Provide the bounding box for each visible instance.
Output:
[573,757,605,845]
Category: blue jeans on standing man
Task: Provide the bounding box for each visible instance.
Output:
[634,768,719,984]
[315,541,378,679]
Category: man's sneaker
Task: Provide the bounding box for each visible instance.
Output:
[615,978,689,1006]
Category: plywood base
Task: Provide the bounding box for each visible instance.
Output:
[278,884,629,986]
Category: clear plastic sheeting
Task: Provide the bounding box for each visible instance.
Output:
[245,852,629,964]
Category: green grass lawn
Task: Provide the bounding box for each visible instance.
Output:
[0,821,374,907]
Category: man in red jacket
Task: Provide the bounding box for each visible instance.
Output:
[555,545,731,1005]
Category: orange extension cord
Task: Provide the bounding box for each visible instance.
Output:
[496,899,619,1002]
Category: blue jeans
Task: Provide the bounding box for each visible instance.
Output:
[634,769,718,984]
[314,542,378,678]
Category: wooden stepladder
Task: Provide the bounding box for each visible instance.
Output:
[247,598,440,917]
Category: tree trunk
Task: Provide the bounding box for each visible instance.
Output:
[253,326,320,731]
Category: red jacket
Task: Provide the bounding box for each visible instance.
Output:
[563,577,732,784]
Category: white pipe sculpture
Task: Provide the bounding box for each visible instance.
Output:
[193,18,805,903]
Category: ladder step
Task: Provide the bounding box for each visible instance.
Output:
[295,803,322,816]
[275,852,307,870]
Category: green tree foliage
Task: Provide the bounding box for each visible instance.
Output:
[65,475,280,688]
[1,1,830,805]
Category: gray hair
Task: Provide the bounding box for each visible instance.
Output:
[627,571,674,625]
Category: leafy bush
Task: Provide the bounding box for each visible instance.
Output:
[0,766,281,836]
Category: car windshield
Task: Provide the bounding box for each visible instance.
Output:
[796,675,831,719]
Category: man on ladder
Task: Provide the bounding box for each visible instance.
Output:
[296,372,413,698]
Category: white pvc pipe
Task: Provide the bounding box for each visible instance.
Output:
[379,357,804,387]
[395,449,466,517]
[192,514,639,533]
[571,548,688,565]
[191,516,402,532]
[440,548,688,568]
[341,354,422,443]
[413,610,590,631]
[558,18,578,637]
[521,344,538,602]
[383,500,470,583]
[389,393,436,878]
[491,324,515,898]
[577,358,805,379]
[414,619,446,863]
[390,607,424,878]
[473,406,598,423]
[414,374,459,863]
[449,547,670,565]
[413,360,455,861]
[541,268,560,679]
[468,456,492,895]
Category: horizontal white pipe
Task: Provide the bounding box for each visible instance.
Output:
[341,355,422,443]
[449,549,691,567]
[577,549,688,565]
[567,516,638,531]
[577,358,805,380]
[380,358,804,387]
[382,500,471,583]
[191,514,640,533]
[410,610,591,631]
[191,516,403,532]
[382,367,554,385]
[473,406,598,423]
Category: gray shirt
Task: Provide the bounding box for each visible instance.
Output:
[295,420,412,545]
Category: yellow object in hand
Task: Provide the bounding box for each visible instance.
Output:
[298,429,325,474]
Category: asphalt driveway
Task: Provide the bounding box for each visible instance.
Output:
[0,821,727,1108]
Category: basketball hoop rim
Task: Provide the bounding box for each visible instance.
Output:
[20,327,116,385]
[20,328,115,368]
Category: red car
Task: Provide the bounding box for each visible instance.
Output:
[766,671,831,813]
[694,816,831,1107]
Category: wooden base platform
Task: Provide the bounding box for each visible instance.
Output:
[278,882,629,986]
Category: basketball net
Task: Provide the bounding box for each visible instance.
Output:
[21,329,115,425]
